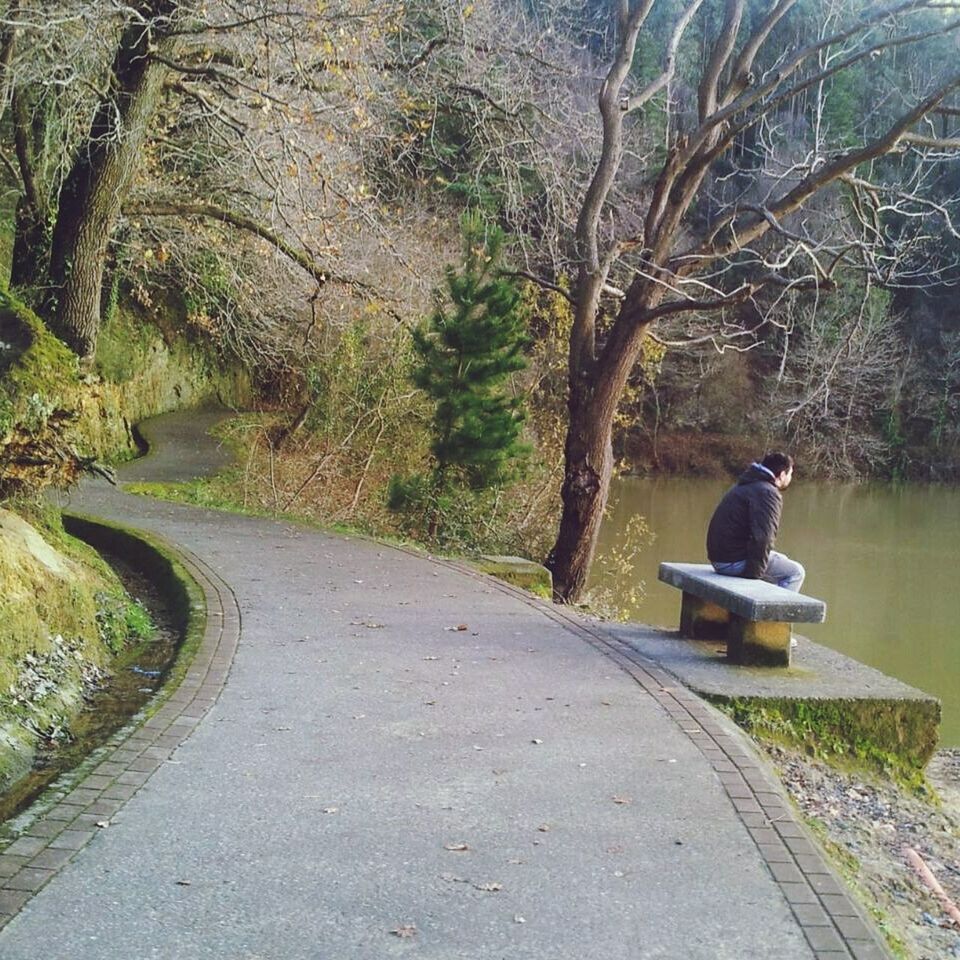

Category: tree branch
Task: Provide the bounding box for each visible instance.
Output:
[122,200,367,291]
[681,73,960,271]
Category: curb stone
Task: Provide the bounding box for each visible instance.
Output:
[0,542,240,930]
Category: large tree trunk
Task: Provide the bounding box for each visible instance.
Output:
[548,384,617,602]
[548,309,652,601]
[48,3,177,357]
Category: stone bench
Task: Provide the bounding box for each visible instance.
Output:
[658,562,827,666]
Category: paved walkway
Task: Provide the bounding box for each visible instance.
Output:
[0,411,888,958]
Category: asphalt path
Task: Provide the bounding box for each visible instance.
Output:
[0,408,818,959]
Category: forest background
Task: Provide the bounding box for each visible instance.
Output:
[1,0,959,597]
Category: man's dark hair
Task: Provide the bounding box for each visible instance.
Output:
[761,452,794,476]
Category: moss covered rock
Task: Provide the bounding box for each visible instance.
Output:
[476,555,553,599]
[1,289,251,498]
[0,507,152,793]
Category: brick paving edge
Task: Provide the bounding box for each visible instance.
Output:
[437,554,896,960]
[0,545,240,930]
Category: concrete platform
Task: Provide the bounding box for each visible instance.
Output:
[604,622,941,771]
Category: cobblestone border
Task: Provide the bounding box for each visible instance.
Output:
[0,544,240,930]
[454,560,893,960]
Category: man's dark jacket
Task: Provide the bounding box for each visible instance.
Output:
[706,464,782,579]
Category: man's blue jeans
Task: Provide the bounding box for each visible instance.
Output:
[712,551,805,592]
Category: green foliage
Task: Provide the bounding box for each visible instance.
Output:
[304,311,420,441]
[714,694,938,786]
[0,292,79,410]
[585,513,654,620]
[387,470,550,557]
[94,592,154,655]
[410,214,530,490]
[0,504,142,688]
[0,293,85,495]
[879,410,908,481]
[821,62,867,147]
[94,303,157,384]
[181,248,236,337]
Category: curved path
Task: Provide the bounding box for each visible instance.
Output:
[0,409,887,959]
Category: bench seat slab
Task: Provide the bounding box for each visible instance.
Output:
[659,562,825,623]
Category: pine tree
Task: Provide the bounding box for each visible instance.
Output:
[411,214,529,491]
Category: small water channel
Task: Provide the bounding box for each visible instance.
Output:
[593,476,960,747]
[0,551,181,825]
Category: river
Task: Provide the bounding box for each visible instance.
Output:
[592,476,960,747]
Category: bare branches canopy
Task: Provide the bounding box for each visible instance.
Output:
[547,0,960,600]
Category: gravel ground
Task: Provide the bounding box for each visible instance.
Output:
[767,746,960,960]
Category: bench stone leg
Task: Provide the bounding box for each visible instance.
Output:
[679,592,731,639]
[726,616,791,667]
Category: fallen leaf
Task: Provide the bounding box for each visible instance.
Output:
[444,842,470,852]
[391,925,417,939]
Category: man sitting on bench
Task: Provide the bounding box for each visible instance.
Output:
[706,452,805,593]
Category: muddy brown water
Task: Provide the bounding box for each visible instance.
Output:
[593,476,960,747]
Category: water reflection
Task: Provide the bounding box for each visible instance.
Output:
[593,477,960,747]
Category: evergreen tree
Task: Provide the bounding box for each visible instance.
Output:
[411,214,530,490]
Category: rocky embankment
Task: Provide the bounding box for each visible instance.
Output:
[0,508,150,804]
[769,746,960,959]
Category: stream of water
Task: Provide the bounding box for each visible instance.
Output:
[593,476,960,747]
[0,553,180,826]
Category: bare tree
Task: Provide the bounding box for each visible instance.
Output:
[546,0,960,601]
[0,1,431,359]
[768,278,906,476]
